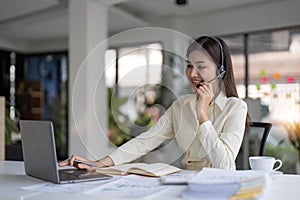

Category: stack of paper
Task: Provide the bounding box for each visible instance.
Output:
[182,168,271,200]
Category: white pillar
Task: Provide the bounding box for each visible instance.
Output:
[68,0,113,160]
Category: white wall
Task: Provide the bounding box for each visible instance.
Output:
[0,38,26,52]
[109,27,191,57]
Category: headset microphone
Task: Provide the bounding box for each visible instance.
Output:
[196,70,226,88]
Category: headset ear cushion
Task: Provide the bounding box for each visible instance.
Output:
[218,65,226,78]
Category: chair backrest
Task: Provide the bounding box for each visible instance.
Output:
[249,122,272,156]
[0,97,5,160]
[236,121,272,169]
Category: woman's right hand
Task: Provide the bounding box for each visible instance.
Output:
[58,155,114,171]
[195,82,214,124]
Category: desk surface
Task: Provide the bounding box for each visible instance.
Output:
[1,161,300,200]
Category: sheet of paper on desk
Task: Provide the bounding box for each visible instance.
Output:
[21,177,118,193]
[160,170,198,185]
[84,175,169,198]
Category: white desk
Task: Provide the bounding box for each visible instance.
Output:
[1,161,300,200]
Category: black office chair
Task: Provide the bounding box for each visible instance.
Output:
[249,122,272,156]
[236,122,272,169]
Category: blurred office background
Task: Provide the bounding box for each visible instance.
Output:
[0,0,300,173]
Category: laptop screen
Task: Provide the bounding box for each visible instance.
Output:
[20,120,112,184]
[20,120,61,183]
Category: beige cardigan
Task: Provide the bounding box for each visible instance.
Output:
[109,92,247,170]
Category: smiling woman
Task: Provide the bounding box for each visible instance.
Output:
[61,36,251,172]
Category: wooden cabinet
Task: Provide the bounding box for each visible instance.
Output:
[16,80,44,120]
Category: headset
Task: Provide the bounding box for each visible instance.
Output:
[196,37,226,88]
[208,37,226,123]
[210,37,226,79]
[195,37,226,88]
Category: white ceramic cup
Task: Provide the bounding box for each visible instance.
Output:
[249,156,282,172]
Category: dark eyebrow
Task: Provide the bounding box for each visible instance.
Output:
[186,60,205,64]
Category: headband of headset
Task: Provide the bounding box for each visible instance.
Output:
[210,37,226,78]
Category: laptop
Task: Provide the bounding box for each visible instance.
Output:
[20,120,112,184]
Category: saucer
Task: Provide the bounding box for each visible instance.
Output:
[269,170,283,177]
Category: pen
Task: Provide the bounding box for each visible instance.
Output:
[74,160,98,167]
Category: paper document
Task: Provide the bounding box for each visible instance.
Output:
[85,175,169,198]
[160,170,198,185]
[21,177,118,193]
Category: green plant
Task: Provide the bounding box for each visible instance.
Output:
[107,89,159,146]
[283,120,300,152]
[5,101,20,144]
[265,143,298,174]
[108,88,132,146]
[48,95,68,160]
[134,112,152,127]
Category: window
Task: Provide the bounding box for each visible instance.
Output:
[222,35,246,97]
[223,27,300,173]
[17,53,68,160]
[105,43,163,96]
[247,29,300,173]
[105,43,163,146]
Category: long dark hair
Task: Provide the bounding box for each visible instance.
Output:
[187,36,251,132]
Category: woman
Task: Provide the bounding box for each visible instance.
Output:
[60,36,250,171]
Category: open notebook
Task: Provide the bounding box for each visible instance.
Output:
[96,163,182,177]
